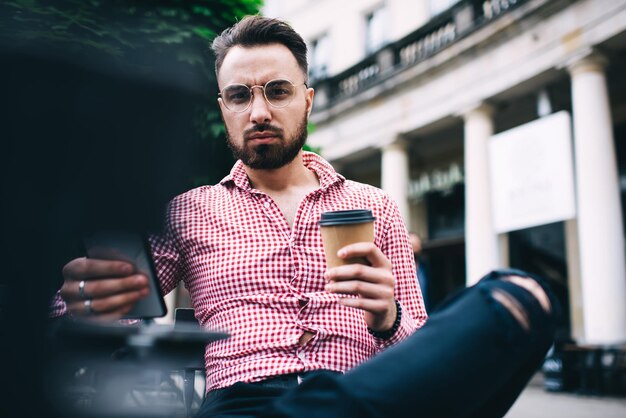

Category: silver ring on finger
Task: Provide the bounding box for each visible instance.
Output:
[78,280,87,299]
[84,298,94,315]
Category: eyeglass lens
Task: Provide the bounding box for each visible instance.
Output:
[221,79,296,111]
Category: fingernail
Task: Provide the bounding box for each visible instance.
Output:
[337,249,346,257]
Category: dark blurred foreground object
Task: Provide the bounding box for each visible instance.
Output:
[0,1,260,417]
[0,0,256,236]
[46,315,227,418]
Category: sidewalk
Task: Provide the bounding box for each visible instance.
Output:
[505,375,626,418]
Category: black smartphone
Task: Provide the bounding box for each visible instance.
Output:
[83,230,167,319]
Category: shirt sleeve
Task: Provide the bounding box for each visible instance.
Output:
[50,291,68,317]
[148,198,184,297]
[373,193,428,349]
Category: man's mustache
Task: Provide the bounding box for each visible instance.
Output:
[244,124,284,140]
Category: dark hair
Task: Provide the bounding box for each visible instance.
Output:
[211,15,308,81]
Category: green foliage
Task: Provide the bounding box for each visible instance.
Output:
[304,121,322,154]
[195,104,226,140]
[307,121,316,135]
[1,0,262,66]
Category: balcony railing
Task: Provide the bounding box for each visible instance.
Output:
[312,0,527,110]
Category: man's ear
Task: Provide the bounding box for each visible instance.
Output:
[305,87,315,117]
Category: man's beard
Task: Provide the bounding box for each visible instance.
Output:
[225,113,308,170]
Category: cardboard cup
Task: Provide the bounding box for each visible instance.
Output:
[319,210,375,267]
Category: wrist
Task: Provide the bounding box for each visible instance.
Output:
[368,299,402,340]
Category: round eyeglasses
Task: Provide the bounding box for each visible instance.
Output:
[218,79,307,113]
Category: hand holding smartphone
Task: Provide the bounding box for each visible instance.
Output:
[83,230,167,319]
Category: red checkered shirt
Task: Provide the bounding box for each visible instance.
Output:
[52,152,427,391]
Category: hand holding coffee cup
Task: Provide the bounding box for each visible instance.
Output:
[319,210,376,266]
[320,210,397,333]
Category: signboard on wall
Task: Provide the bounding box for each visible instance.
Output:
[489,111,576,233]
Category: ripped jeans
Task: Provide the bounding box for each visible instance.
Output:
[257,269,560,418]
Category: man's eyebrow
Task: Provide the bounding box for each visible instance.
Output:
[224,77,293,87]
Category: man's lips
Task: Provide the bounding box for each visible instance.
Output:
[246,131,281,142]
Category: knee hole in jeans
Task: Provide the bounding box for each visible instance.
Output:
[490,288,530,332]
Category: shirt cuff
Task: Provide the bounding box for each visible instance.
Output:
[371,300,416,349]
[368,299,401,340]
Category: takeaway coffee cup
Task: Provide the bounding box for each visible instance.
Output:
[319,209,376,267]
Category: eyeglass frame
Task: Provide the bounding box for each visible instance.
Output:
[218,78,308,113]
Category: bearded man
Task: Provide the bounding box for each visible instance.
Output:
[53,15,427,416]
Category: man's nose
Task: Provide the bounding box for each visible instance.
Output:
[249,87,272,124]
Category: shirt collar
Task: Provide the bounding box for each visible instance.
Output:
[219,151,345,191]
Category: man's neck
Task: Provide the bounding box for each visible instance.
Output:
[244,152,319,193]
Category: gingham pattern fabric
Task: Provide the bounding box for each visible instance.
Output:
[51,152,427,391]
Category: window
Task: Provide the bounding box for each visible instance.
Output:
[308,34,330,82]
[365,6,387,54]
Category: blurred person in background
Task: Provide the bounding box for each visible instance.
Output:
[409,232,430,312]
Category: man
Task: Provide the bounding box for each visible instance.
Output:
[52,15,427,415]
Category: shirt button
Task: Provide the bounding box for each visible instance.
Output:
[263,202,270,208]
[297,352,306,361]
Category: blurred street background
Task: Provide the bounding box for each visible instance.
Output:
[262,0,626,412]
[506,374,626,417]
[263,0,626,415]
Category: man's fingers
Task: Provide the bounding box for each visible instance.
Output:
[325,263,393,285]
[83,275,149,299]
[67,289,148,317]
[336,242,391,269]
[324,243,398,332]
[325,280,394,300]
[337,297,389,314]
[63,257,134,281]
[61,275,148,302]
[94,289,148,314]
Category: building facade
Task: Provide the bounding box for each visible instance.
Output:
[264,0,626,345]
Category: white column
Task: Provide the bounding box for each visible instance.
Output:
[568,52,626,344]
[381,140,410,223]
[565,219,584,341]
[463,104,499,285]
